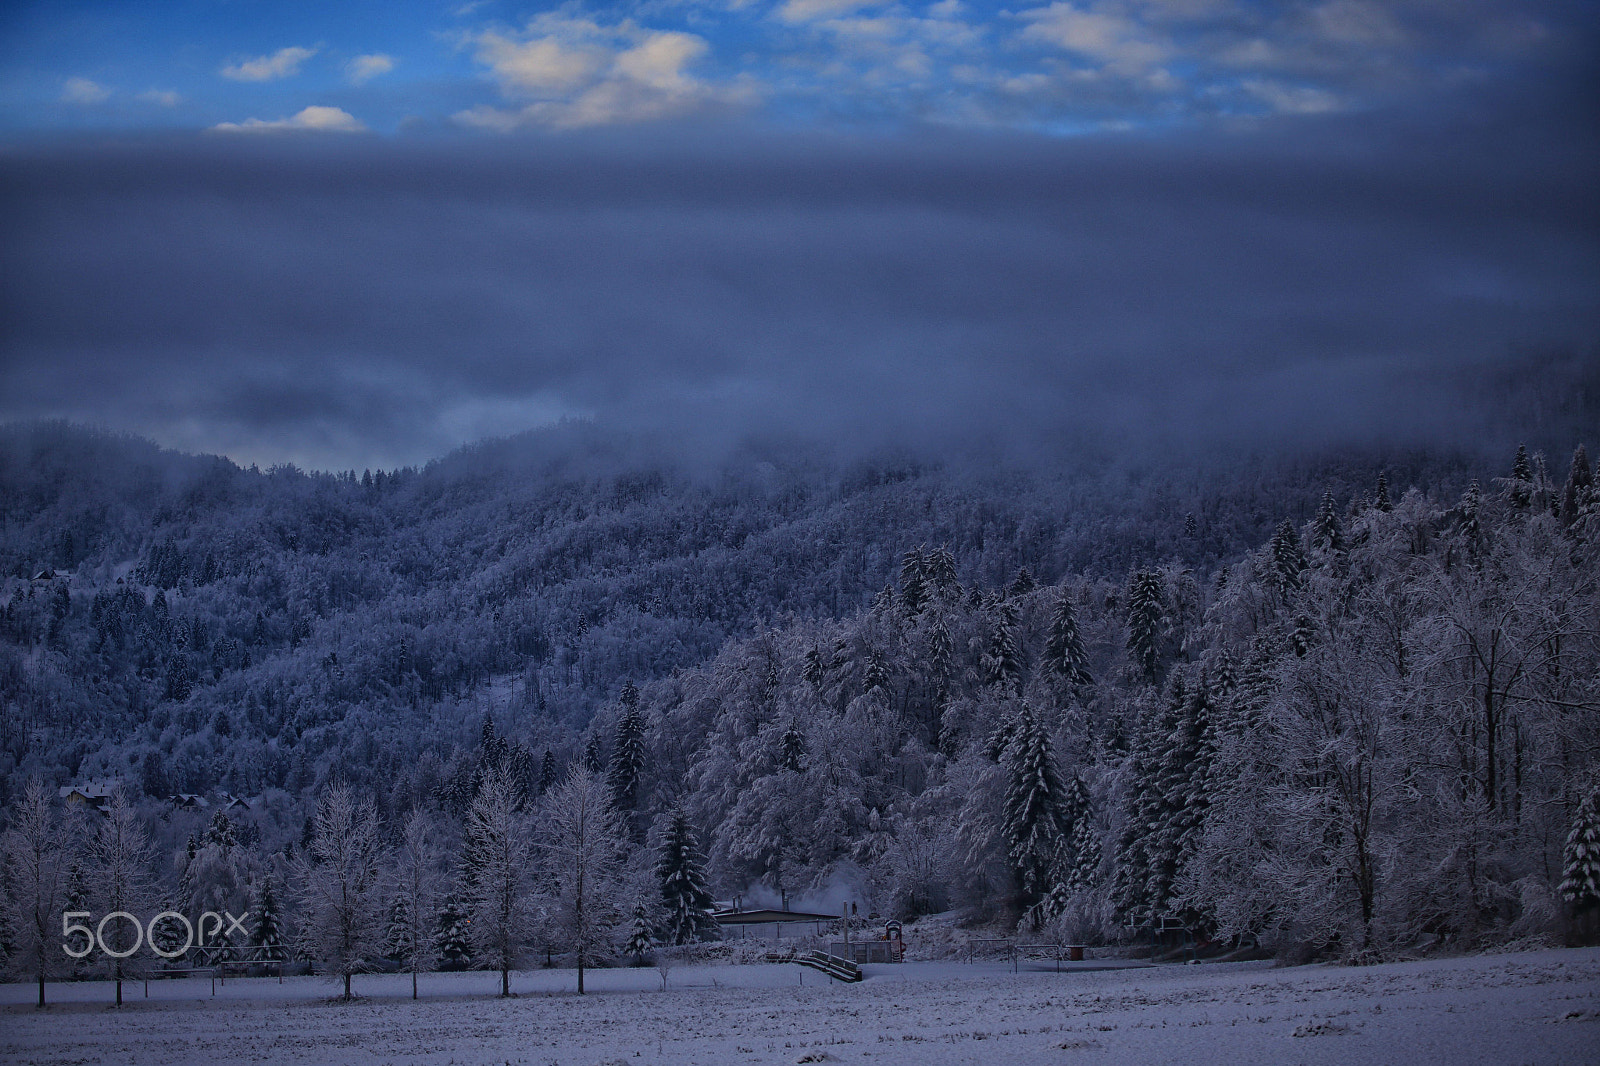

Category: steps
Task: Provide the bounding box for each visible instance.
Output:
[795,950,863,982]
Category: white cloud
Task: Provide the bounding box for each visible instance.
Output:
[62,77,110,104]
[463,16,744,128]
[221,46,317,82]
[1239,78,1342,114]
[776,0,881,25]
[138,89,183,107]
[210,105,366,133]
[346,54,397,84]
[1017,3,1171,73]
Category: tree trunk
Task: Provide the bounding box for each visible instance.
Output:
[412,967,418,1000]
[501,965,509,997]
[37,969,45,1008]
[343,972,352,1000]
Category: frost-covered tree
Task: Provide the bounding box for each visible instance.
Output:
[3,781,69,1007]
[465,766,535,997]
[91,787,155,1005]
[655,806,717,945]
[1270,520,1306,595]
[293,784,386,1000]
[1561,444,1593,524]
[539,765,628,994]
[390,810,440,998]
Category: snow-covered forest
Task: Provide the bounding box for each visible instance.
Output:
[3,419,1599,993]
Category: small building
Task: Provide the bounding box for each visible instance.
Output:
[169,793,211,811]
[713,907,843,941]
[59,779,121,814]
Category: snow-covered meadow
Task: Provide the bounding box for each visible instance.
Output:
[3,947,1597,1065]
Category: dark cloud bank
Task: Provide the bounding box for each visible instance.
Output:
[1,74,1596,472]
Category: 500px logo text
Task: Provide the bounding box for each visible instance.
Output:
[61,910,248,959]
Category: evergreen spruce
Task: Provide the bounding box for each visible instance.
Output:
[1375,472,1393,512]
[1507,444,1534,510]
[608,702,647,814]
[1270,519,1306,594]
[1125,569,1167,686]
[435,894,473,970]
[250,877,287,961]
[1562,444,1594,524]
[1311,491,1344,553]
[538,749,558,796]
[1001,702,1069,908]
[582,733,604,774]
[624,904,655,965]
[983,600,1024,694]
[655,807,718,945]
[778,722,807,773]
[1560,788,1600,913]
[1043,588,1093,687]
[899,545,928,616]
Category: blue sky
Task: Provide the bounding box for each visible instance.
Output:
[1,0,1586,136]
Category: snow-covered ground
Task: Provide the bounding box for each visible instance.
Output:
[2,947,1597,1064]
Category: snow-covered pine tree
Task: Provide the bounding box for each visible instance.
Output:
[1002,701,1069,910]
[538,749,558,796]
[250,876,287,961]
[1562,444,1594,525]
[1311,491,1344,554]
[1153,674,1216,928]
[624,904,655,965]
[925,544,961,600]
[583,733,605,774]
[435,894,473,971]
[779,722,807,772]
[1043,588,1093,687]
[655,806,718,945]
[899,545,928,616]
[983,600,1024,694]
[383,891,412,960]
[1561,788,1600,914]
[1270,520,1306,595]
[1375,471,1393,512]
[608,700,646,815]
[1125,569,1167,686]
[1504,444,1534,511]
[1062,775,1101,891]
[1008,567,1036,597]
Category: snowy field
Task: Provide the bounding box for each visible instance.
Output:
[2,947,1598,1065]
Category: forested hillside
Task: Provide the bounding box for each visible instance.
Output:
[1,421,1597,969]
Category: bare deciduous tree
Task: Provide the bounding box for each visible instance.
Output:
[538,765,628,994]
[294,784,386,1000]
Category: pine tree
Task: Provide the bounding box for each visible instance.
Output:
[778,722,807,773]
[655,806,718,945]
[1125,569,1167,686]
[1183,512,1198,539]
[1002,702,1069,908]
[1270,520,1306,594]
[1311,491,1344,553]
[583,733,604,774]
[538,749,558,796]
[1506,444,1534,510]
[1375,471,1393,512]
[983,600,1024,694]
[608,702,646,814]
[249,877,286,961]
[383,891,412,959]
[1561,788,1600,913]
[435,894,473,970]
[925,545,961,600]
[899,545,928,616]
[1008,567,1036,597]
[1562,444,1593,525]
[1043,588,1093,687]
[624,904,655,965]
